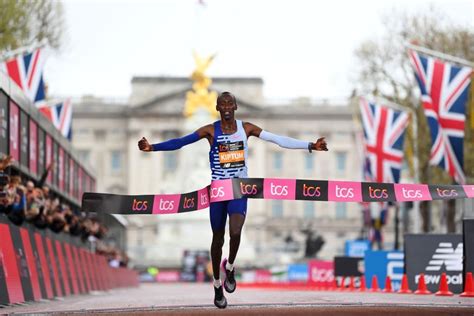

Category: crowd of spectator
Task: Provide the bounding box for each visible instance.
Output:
[0,155,128,267]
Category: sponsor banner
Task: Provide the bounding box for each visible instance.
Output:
[295,180,327,201]
[429,185,467,200]
[334,256,364,277]
[0,236,8,305]
[71,246,85,294]
[33,232,53,299]
[405,234,463,294]
[197,187,210,209]
[334,256,364,288]
[9,100,20,162]
[153,194,180,214]
[45,134,52,184]
[0,217,136,303]
[464,219,474,284]
[365,250,404,290]
[45,237,62,297]
[0,222,24,304]
[287,264,308,282]
[265,178,296,200]
[29,119,38,175]
[0,91,8,155]
[464,185,474,198]
[82,178,474,215]
[178,191,198,213]
[394,184,431,201]
[362,182,395,202]
[232,178,264,199]
[328,181,362,202]
[209,179,234,202]
[64,244,79,295]
[345,240,370,257]
[19,110,28,168]
[19,228,41,301]
[308,260,334,287]
[9,225,34,302]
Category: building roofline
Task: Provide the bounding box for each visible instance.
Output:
[131,76,264,84]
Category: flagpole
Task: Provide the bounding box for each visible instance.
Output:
[411,111,421,233]
[0,39,48,62]
[406,42,474,68]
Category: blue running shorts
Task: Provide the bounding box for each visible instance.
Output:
[209,198,247,232]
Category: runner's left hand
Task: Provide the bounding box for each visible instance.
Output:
[312,137,328,151]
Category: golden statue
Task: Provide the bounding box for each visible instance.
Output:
[184,52,218,118]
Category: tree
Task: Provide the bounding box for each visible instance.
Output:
[353,6,474,233]
[0,0,64,53]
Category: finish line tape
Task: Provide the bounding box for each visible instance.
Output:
[82,178,474,215]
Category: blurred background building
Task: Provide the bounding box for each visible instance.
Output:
[72,76,376,268]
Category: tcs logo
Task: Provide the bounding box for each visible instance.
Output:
[303,184,321,197]
[183,197,195,209]
[159,199,175,211]
[271,183,288,196]
[240,182,258,195]
[132,199,148,211]
[369,186,388,199]
[311,268,334,282]
[210,187,224,198]
[200,193,208,205]
[335,185,354,198]
[436,188,458,198]
[402,188,422,199]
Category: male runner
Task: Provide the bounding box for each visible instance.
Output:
[138,91,328,308]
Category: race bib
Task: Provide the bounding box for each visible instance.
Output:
[218,141,245,169]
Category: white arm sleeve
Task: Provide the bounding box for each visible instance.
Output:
[259,130,310,150]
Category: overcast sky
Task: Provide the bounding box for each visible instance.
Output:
[45,0,473,102]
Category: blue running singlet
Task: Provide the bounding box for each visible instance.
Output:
[209,120,248,231]
[209,120,248,180]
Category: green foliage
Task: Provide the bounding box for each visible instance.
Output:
[0,0,64,53]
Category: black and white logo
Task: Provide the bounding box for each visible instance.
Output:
[405,234,463,294]
[425,242,462,272]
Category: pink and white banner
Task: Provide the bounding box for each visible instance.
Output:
[82,178,474,215]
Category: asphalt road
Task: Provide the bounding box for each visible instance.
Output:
[1,283,473,315]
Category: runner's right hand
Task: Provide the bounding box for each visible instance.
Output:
[138,137,152,152]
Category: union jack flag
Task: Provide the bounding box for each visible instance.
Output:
[409,50,472,184]
[39,99,73,140]
[0,48,46,107]
[360,97,410,183]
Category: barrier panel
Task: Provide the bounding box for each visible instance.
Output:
[308,260,334,288]
[405,234,463,294]
[0,215,138,306]
[365,250,404,291]
[463,219,474,290]
[334,256,364,288]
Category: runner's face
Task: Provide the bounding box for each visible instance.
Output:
[217,95,237,120]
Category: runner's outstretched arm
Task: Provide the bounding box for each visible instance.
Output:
[243,122,328,152]
[138,125,213,152]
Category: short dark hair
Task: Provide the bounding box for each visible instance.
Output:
[217,91,236,105]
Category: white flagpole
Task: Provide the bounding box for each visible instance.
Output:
[0,39,48,62]
[411,111,420,233]
[406,42,474,68]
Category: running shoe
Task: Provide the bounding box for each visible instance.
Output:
[222,258,236,293]
[213,285,227,309]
